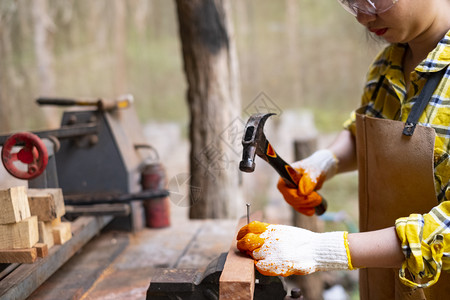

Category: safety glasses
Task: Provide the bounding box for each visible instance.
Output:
[337,0,398,16]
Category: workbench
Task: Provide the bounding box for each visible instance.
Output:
[0,217,237,299]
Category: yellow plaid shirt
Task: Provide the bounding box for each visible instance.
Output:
[344,30,450,287]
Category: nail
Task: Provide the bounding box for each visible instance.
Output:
[246,203,250,224]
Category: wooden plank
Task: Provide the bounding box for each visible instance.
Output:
[0,186,31,225]
[28,231,129,300]
[27,188,65,222]
[219,211,262,300]
[52,222,72,245]
[0,264,19,281]
[38,221,54,249]
[0,216,39,249]
[51,216,61,227]
[82,220,207,299]
[34,243,48,258]
[176,219,236,268]
[0,248,37,264]
[0,215,113,300]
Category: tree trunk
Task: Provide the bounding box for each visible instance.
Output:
[32,0,59,129]
[0,14,13,133]
[175,0,242,219]
[113,0,127,96]
[285,0,302,106]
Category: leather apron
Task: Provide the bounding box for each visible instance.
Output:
[355,107,450,299]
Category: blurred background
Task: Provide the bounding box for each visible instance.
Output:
[0,0,388,246]
[0,0,383,131]
[0,1,388,298]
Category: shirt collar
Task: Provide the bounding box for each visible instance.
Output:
[416,31,450,72]
[415,29,450,73]
[380,29,450,76]
[379,43,406,77]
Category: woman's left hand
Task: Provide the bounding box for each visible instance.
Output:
[236,221,351,276]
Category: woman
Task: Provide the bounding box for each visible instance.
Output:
[237,0,450,299]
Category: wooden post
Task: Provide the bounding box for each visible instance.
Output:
[32,0,59,129]
[175,0,242,219]
[292,138,325,300]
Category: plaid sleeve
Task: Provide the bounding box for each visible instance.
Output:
[395,201,450,288]
[435,148,450,203]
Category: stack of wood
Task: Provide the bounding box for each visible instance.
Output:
[0,186,71,264]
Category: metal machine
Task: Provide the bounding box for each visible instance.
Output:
[147,253,288,300]
[0,95,169,231]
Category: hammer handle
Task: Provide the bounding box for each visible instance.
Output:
[263,141,327,216]
[36,97,101,107]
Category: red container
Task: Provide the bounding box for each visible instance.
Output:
[141,162,170,228]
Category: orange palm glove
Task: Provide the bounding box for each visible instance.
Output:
[277,149,338,216]
[237,221,352,276]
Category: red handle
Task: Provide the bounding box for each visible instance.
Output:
[1,132,48,180]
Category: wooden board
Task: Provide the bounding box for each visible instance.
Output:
[45,221,206,300]
[77,219,236,300]
[38,221,54,249]
[0,216,38,249]
[35,243,48,258]
[219,211,262,300]
[0,215,113,300]
[52,222,72,245]
[0,216,239,299]
[27,188,65,222]
[28,231,129,300]
[0,186,30,225]
[0,248,37,264]
[0,243,47,264]
[175,219,236,268]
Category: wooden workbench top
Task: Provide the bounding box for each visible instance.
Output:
[28,218,238,300]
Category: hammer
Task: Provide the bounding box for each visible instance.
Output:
[239,113,327,215]
[36,94,134,111]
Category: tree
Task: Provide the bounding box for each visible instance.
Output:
[32,0,58,129]
[175,0,242,219]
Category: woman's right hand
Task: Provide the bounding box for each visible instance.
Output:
[277,149,338,216]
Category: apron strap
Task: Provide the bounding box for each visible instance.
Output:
[403,67,448,136]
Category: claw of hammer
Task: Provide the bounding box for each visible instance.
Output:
[239,113,275,172]
[239,113,327,215]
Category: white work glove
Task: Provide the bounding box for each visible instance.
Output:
[291,149,339,195]
[277,149,338,216]
[237,221,353,276]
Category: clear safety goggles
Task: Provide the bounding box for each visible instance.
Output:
[337,0,398,16]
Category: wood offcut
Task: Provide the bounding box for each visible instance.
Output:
[219,211,262,300]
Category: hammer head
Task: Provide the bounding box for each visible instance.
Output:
[239,113,276,172]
